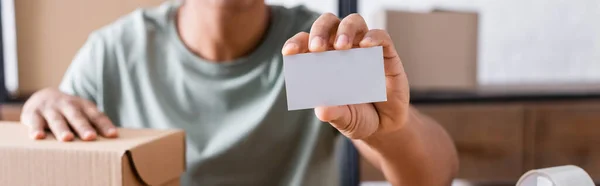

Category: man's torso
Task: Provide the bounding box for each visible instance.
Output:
[59,2,340,185]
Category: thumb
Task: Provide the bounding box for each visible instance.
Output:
[315,104,379,139]
[315,105,351,128]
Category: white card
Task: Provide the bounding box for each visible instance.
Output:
[283,46,387,110]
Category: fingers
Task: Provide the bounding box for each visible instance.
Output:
[334,13,368,50]
[41,109,74,142]
[359,29,404,77]
[315,105,351,127]
[315,104,379,139]
[20,88,115,142]
[60,102,97,141]
[309,13,340,52]
[81,100,118,138]
[282,32,309,56]
[292,13,371,53]
[359,29,399,60]
[21,110,46,139]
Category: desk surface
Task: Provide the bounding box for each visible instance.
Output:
[411,83,600,104]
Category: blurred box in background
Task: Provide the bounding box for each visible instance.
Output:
[15,0,164,96]
[385,9,478,91]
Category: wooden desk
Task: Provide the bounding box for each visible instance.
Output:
[362,84,600,185]
[6,84,600,185]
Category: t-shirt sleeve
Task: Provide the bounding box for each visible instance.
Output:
[59,33,106,104]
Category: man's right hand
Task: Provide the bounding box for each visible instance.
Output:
[20,88,118,141]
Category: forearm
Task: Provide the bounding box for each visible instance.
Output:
[355,107,458,186]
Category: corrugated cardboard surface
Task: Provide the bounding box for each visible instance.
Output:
[0,104,22,121]
[0,122,185,186]
[15,0,164,95]
[386,10,478,91]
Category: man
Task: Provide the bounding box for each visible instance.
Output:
[20,0,458,185]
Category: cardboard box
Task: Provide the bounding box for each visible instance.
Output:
[0,122,185,186]
[0,104,22,121]
[15,0,164,95]
[385,9,479,91]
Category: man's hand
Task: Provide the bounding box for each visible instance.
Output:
[282,13,409,139]
[21,88,118,141]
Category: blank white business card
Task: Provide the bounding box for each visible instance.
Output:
[283,46,387,110]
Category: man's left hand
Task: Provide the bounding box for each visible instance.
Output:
[281,13,410,139]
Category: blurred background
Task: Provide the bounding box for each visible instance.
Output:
[1,0,599,186]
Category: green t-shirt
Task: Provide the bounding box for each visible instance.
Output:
[59,1,340,186]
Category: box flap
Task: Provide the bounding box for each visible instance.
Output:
[126,130,186,185]
[0,122,177,151]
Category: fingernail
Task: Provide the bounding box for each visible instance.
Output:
[336,34,349,48]
[361,37,375,46]
[310,37,324,50]
[83,131,97,140]
[30,131,45,139]
[60,132,74,141]
[106,128,118,137]
[282,43,297,53]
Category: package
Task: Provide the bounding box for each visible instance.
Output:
[0,122,186,186]
[385,9,479,91]
[15,0,164,95]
